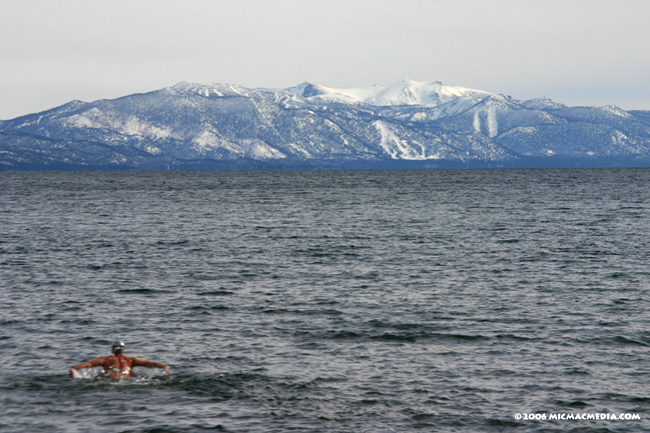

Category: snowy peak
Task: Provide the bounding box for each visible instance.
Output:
[171,82,251,98]
[288,79,493,107]
[287,82,329,98]
[367,79,492,106]
[288,81,384,103]
[174,79,495,108]
[520,97,566,110]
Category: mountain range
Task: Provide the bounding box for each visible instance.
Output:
[2,79,650,170]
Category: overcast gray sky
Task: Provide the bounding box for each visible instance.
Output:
[1,0,649,120]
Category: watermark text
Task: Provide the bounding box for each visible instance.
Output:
[515,412,640,421]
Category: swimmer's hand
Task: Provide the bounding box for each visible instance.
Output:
[70,368,81,379]
[164,366,170,375]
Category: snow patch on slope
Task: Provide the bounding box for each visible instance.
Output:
[374,121,424,160]
[241,139,286,160]
[192,129,285,160]
[473,106,498,138]
[66,108,173,139]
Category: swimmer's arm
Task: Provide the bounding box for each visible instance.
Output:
[70,357,105,377]
[131,358,171,375]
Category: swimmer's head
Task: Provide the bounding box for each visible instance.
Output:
[112,341,125,355]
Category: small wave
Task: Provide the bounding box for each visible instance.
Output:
[262,308,343,316]
[356,398,380,405]
[613,336,650,347]
[185,272,221,281]
[121,424,227,433]
[486,418,522,427]
[3,373,71,391]
[352,271,381,280]
[117,288,158,294]
[563,368,590,375]
[433,333,489,342]
[309,327,490,344]
[329,330,364,339]
[491,369,517,377]
[198,290,234,296]
[170,372,274,402]
[303,308,343,316]
[286,375,347,390]
[496,333,538,342]
[372,332,488,343]
[629,396,650,403]
[371,333,418,343]
[187,305,230,312]
[259,308,287,314]
[553,399,591,408]
[567,400,590,408]
[154,240,190,246]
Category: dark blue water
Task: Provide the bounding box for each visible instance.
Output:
[2,168,650,432]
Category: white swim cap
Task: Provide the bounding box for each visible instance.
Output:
[112,341,125,354]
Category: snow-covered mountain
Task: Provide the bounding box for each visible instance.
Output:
[2,79,650,170]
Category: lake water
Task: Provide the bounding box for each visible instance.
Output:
[1,168,650,432]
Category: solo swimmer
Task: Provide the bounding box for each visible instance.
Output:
[70,341,170,379]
